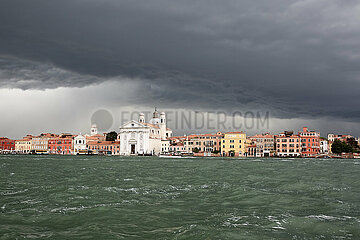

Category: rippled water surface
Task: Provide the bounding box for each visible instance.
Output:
[1,155,360,239]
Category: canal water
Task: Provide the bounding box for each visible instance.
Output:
[0,155,359,239]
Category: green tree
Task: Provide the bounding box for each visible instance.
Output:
[106,131,118,141]
[346,137,359,151]
[331,139,352,154]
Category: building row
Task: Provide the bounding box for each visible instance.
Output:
[168,127,359,158]
[2,108,172,156]
[1,109,359,157]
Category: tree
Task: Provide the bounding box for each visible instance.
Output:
[106,131,118,141]
[331,139,352,154]
[346,137,359,150]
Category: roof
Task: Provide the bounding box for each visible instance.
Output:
[87,141,119,145]
[187,133,220,138]
[143,123,160,129]
[225,131,245,134]
[171,142,184,146]
[86,134,105,140]
[250,134,274,138]
[276,134,300,138]
[169,136,187,139]
[16,138,32,142]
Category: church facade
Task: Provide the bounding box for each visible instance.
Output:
[118,109,172,155]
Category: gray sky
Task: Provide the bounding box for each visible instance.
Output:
[1,0,360,138]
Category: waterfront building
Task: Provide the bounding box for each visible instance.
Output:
[320,139,329,154]
[86,133,106,142]
[169,142,186,154]
[87,141,120,155]
[0,137,15,152]
[169,136,187,145]
[74,134,88,155]
[275,131,301,157]
[222,132,247,157]
[118,108,172,155]
[48,134,74,155]
[246,144,257,157]
[299,127,320,157]
[15,135,33,153]
[183,132,223,154]
[31,133,57,154]
[328,133,354,143]
[249,133,275,157]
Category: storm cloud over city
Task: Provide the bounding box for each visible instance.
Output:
[1,0,360,137]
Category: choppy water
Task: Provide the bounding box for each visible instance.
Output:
[0,155,360,239]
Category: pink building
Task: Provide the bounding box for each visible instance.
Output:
[184,132,224,153]
[275,131,301,157]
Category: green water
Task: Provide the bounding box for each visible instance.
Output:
[0,155,360,239]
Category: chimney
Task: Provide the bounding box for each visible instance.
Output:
[303,127,308,132]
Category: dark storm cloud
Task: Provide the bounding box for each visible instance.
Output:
[1,0,360,120]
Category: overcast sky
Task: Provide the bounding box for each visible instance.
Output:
[1,0,360,138]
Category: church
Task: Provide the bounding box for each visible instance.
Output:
[118,108,172,155]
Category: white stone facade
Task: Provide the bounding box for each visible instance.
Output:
[320,140,329,154]
[118,109,172,156]
[74,135,87,154]
[119,120,151,155]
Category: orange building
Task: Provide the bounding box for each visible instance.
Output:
[0,137,15,152]
[275,131,301,157]
[87,141,120,155]
[299,127,320,157]
[48,134,75,155]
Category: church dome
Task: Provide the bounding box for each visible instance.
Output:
[153,108,159,118]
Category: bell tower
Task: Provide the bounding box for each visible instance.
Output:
[91,124,98,136]
[160,112,166,139]
[139,113,145,123]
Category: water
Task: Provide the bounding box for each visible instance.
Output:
[1,155,360,239]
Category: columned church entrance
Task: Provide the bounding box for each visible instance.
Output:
[131,144,136,154]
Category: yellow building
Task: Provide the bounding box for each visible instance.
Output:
[15,137,32,153]
[222,132,247,157]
